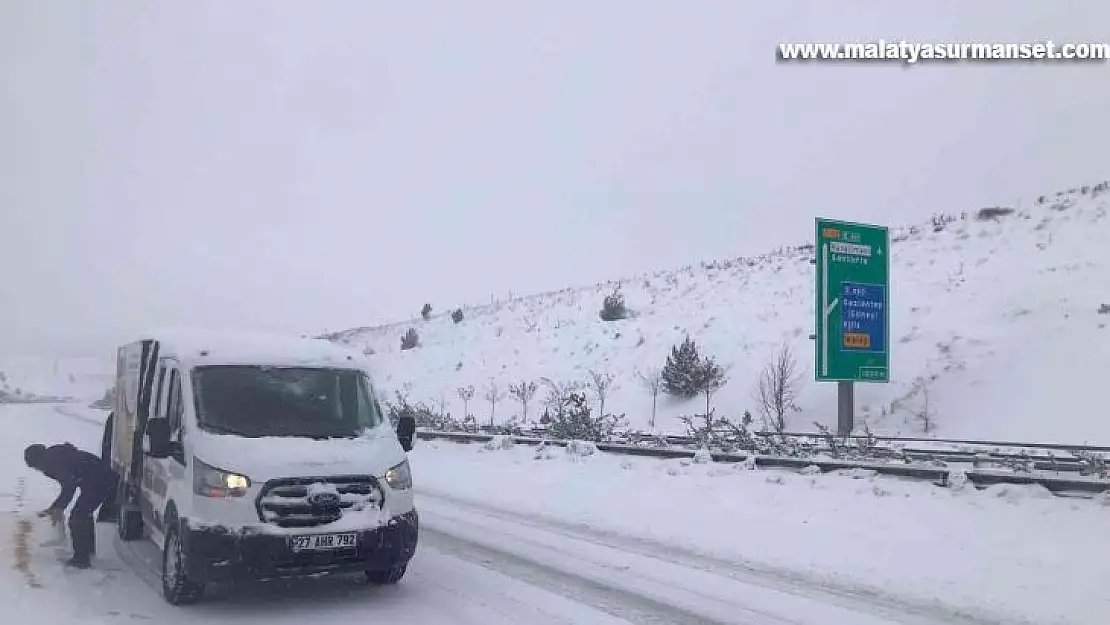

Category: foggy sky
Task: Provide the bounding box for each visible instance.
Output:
[2,1,1108,357]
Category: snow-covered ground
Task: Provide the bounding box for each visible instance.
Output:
[412,436,1106,625]
[329,181,1110,444]
[7,403,993,625]
[0,355,112,403]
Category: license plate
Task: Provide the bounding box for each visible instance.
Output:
[289,532,358,552]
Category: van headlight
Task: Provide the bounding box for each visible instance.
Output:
[384,459,412,491]
[193,458,251,498]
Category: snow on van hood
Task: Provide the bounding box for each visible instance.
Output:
[190,425,406,483]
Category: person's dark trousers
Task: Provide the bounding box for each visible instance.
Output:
[95,476,118,523]
[68,479,111,567]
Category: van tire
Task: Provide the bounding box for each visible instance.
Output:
[365,563,407,585]
[117,501,143,542]
[161,526,204,605]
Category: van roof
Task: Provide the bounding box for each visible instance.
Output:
[134,329,368,370]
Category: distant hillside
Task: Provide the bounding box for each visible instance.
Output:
[330,181,1110,444]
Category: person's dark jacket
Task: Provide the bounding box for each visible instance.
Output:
[36,443,116,511]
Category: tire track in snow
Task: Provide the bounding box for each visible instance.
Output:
[418,490,1025,625]
[422,526,728,625]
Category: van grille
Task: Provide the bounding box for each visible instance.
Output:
[256,476,384,528]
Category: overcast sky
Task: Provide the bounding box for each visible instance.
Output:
[2,1,1108,357]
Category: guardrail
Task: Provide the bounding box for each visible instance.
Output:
[416,429,1110,497]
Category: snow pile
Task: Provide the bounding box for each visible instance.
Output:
[412,439,1109,625]
[330,181,1110,444]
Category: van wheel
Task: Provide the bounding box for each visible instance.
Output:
[365,563,407,585]
[161,526,204,605]
[117,503,143,542]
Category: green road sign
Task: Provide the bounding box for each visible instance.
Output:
[814,218,890,383]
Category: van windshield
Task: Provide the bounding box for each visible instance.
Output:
[191,365,383,438]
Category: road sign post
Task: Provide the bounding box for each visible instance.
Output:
[814,218,890,435]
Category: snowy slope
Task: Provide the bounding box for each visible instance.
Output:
[329,181,1110,444]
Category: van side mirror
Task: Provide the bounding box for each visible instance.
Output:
[396,415,416,452]
[145,418,173,458]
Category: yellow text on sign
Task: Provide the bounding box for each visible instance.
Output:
[843,332,871,349]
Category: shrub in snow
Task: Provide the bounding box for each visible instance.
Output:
[662,336,702,398]
[975,206,1014,221]
[400,328,420,350]
[681,409,757,452]
[799,464,822,476]
[421,303,433,320]
[947,468,970,491]
[483,435,515,451]
[1098,303,1110,315]
[692,447,712,464]
[620,458,635,471]
[382,390,455,431]
[844,468,877,480]
[451,308,464,323]
[691,354,729,418]
[599,287,628,321]
[565,439,598,458]
[741,456,758,471]
[546,392,626,443]
[533,441,558,461]
[765,474,786,485]
[985,483,1053,503]
[493,414,527,436]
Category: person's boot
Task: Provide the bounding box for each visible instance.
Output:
[67,515,95,568]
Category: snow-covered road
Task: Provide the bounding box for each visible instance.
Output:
[1,404,989,625]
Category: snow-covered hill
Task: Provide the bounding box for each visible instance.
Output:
[334,182,1109,444]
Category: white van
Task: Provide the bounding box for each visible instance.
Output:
[107,332,418,605]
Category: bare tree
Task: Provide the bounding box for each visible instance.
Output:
[753,341,805,433]
[457,385,475,418]
[483,379,506,427]
[539,377,585,413]
[636,367,663,429]
[508,380,539,421]
[435,392,448,419]
[586,369,616,416]
[911,376,934,434]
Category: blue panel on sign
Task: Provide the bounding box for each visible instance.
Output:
[840,282,886,353]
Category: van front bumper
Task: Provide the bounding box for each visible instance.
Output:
[179,510,419,583]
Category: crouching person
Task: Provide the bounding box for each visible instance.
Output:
[24,442,116,569]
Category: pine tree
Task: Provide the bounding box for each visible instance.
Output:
[662,336,702,397]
